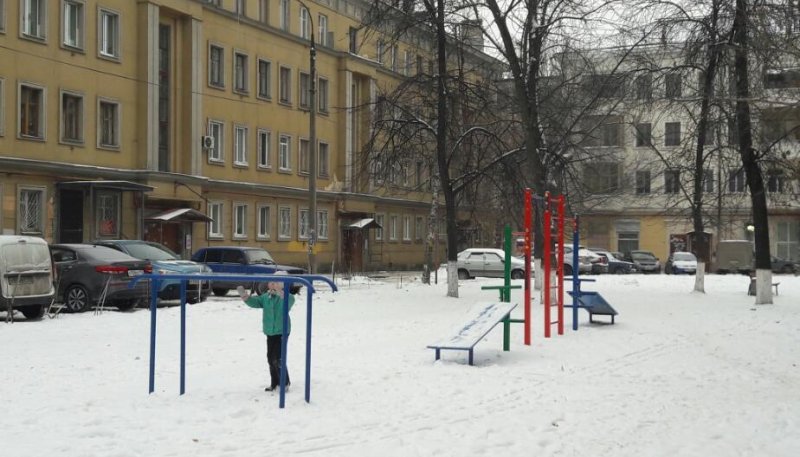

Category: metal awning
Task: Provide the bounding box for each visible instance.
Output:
[57,180,154,192]
[146,208,213,223]
[348,218,382,229]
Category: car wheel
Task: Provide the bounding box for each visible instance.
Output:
[64,285,91,312]
[613,267,624,275]
[457,269,470,280]
[19,305,45,320]
[510,269,525,280]
[563,264,573,276]
[212,288,229,297]
[115,300,137,311]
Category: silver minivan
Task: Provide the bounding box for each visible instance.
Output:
[0,236,55,320]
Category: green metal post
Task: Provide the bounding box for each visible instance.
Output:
[503,224,512,351]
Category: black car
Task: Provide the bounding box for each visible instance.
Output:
[50,244,152,312]
[771,256,799,274]
[590,249,637,274]
[191,246,305,296]
[624,250,662,274]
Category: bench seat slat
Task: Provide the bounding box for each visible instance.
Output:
[428,302,517,365]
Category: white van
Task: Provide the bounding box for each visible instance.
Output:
[0,236,55,320]
[715,240,754,274]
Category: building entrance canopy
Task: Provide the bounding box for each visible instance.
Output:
[347,218,382,229]
[146,208,213,223]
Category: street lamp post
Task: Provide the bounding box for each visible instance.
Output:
[299,1,317,273]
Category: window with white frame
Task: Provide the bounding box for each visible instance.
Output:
[233,51,248,93]
[299,72,310,109]
[776,221,799,260]
[62,0,84,49]
[60,90,83,144]
[299,138,309,173]
[234,125,248,165]
[415,216,424,241]
[318,77,329,113]
[317,210,328,239]
[390,45,398,72]
[389,215,398,241]
[98,98,120,148]
[209,44,224,88]
[299,6,309,39]
[233,203,248,238]
[664,122,681,146]
[21,0,45,39]
[95,191,120,237]
[208,120,224,161]
[402,215,411,241]
[664,169,680,194]
[19,83,45,139]
[257,205,271,239]
[279,66,291,104]
[375,213,384,241]
[235,0,245,15]
[257,129,271,168]
[257,58,271,99]
[279,134,291,170]
[279,0,289,31]
[376,40,384,65]
[98,8,120,59]
[703,168,715,193]
[279,206,291,239]
[18,187,45,235]
[207,201,223,238]
[318,142,329,177]
[728,168,746,193]
[298,208,309,239]
[404,50,411,76]
[318,14,328,45]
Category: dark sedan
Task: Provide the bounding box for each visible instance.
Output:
[191,246,305,296]
[591,249,637,274]
[50,244,152,312]
[772,256,799,274]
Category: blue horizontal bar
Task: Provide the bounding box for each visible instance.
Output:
[128,273,339,294]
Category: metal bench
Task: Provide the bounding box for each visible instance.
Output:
[427,302,517,365]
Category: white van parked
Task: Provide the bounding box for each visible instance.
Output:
[0,236,55,320]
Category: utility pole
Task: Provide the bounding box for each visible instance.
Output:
[299,1,318,273]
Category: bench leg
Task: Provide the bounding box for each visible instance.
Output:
[468,349,473,366]
[435,348,440,361]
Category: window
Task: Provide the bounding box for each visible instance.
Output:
[389,215,398,241]
[318,14,328,45]
[776,221,799,260]
[0,78,5,136]
[299,72,310,108]
[348,27,357,53]
[617,231,639,254]
[635,170,651,195]
[635,74,652,100]
[376,40,384,64]
[665,72,682,98]
[635,123,651,147]
[317,210,328,240]
[235,0,245,15]
[299,208,309,239]
[664,169,680,194]
[279,66,291,104]
[583,162,619,193]
[390,45,398,72]
[279,134,291,170]
[0,0,5,33]
[209,45,224,88]
[60,90,83,144]
[62,0,83,49]
[415,216,424,241]
[767,170,787,193]
[415,161,423,188]
[95,191,120,237]
[257,129,271,168]
[21,0,45,39]
[279,0,289,31]
[404,50,411,76]
[318,142,329,177]
[728,168,746,193]
[208,120,224,162]
[208,202,223,238]
[19,83,45,139]
[299,138,310,173]
[98,99,120,148]
[18,187,45,235]
[375,213,384,241]
[258,0,268,23]
[99,9,120,59]
[583,118,620,147]
[233,203,248,238]
[257,59,271,99]
[318,77,329,113]
[233,51,248,93]
[279,206,291,239]
[257,205,271,239]
[664,122,681,146]
[234,125,248,165]
[299,6,309,39]
[402,215,411,241]
[702,168,715,193]
[416,55,424,75]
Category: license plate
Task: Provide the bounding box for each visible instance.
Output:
[190,280,201,286]
[128,270,145,277]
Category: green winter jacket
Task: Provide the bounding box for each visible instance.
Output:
[245,292,295,336]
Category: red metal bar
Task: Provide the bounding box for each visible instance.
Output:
[557,195,565,336]
[543,192,551,338]
[524,188,532,345]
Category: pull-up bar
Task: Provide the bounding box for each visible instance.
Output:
[128,273,337,409]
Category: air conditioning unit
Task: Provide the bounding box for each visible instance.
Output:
[202,135,215,150]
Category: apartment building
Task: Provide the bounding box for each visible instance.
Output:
[0,0,499,271]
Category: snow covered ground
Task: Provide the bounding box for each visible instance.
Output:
[2,272,799,456]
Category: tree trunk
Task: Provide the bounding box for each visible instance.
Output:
[422,182,439,285]
[733,0,772,304]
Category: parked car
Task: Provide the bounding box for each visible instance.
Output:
[456,248,527,280]
[624,250,662,274]
[191,246,306,296]
[0,235,55,320]
[93,240,211,303]
[771,256,799,274]
[665,251,698,275]
[562,245,595,275]
[50,244,152,312]
[590,249,637,274]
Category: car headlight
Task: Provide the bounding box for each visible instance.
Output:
[201,265,213,273]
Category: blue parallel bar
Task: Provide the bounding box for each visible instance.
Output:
[279,283,289,409]
[305,290,312,404]
[572,219,580,331]
[179,281,187,396]
[149,278,160,394]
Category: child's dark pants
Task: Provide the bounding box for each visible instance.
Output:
[266,334,289,389]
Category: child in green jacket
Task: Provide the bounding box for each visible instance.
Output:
[238,273,295,392]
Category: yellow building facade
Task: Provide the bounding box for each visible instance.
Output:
[0,0,496,271]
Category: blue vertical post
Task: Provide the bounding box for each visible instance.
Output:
[305,291,312,403]
[148,278,160,394]
[179,280,187,395]
[279,282,290,409]
[572,217,580,331]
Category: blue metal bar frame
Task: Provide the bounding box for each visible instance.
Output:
[129,273,337,409]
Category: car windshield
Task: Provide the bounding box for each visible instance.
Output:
[631,252,656,261]
[673,252,696,261]
[123,242,179,261]
[246,249,276,264]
